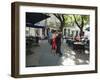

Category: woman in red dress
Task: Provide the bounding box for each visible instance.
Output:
[51,30,57,53]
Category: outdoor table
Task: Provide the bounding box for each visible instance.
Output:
[66,38,74,47]
[73,41,85,50]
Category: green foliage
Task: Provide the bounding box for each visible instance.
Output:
[64,15,75,27]
[64,14,89,28]
[73,14,89,27]
[52,13,89,31]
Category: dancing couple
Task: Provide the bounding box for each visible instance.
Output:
[51,30,62,57]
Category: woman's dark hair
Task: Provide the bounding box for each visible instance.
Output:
[52,30,56,33]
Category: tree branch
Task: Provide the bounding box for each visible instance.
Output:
[73,15,81,29]
[54,14,62,22]
[61,14,65,22]
[81,16,84,29]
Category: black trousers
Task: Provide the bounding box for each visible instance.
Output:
[36,37,39,44]
[56,44,62,55]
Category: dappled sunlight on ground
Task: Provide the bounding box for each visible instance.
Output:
[61,57,75,66]
[58,42,89,66]
[26,40,89,67]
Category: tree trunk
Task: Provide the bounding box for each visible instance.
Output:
[60,26,63,32]
[60,21,64,32]
[53,14,65,32]
[80,28,84,37]
[73,15,84,37]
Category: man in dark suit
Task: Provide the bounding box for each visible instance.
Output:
[56,32,62,57]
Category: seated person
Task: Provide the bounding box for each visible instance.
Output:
[74,35,81,41]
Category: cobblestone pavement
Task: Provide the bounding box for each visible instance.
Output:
[26,39,89,67]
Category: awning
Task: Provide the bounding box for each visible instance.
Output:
[26,12,50,28]
[26,23,45,28]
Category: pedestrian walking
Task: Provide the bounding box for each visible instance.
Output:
[35,30,40,46]
[48,28,52,45]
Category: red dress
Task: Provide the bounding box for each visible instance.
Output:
[52,34,56,50]
[52,38,56,49]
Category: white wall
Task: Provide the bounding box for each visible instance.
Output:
[0,0,100,80]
